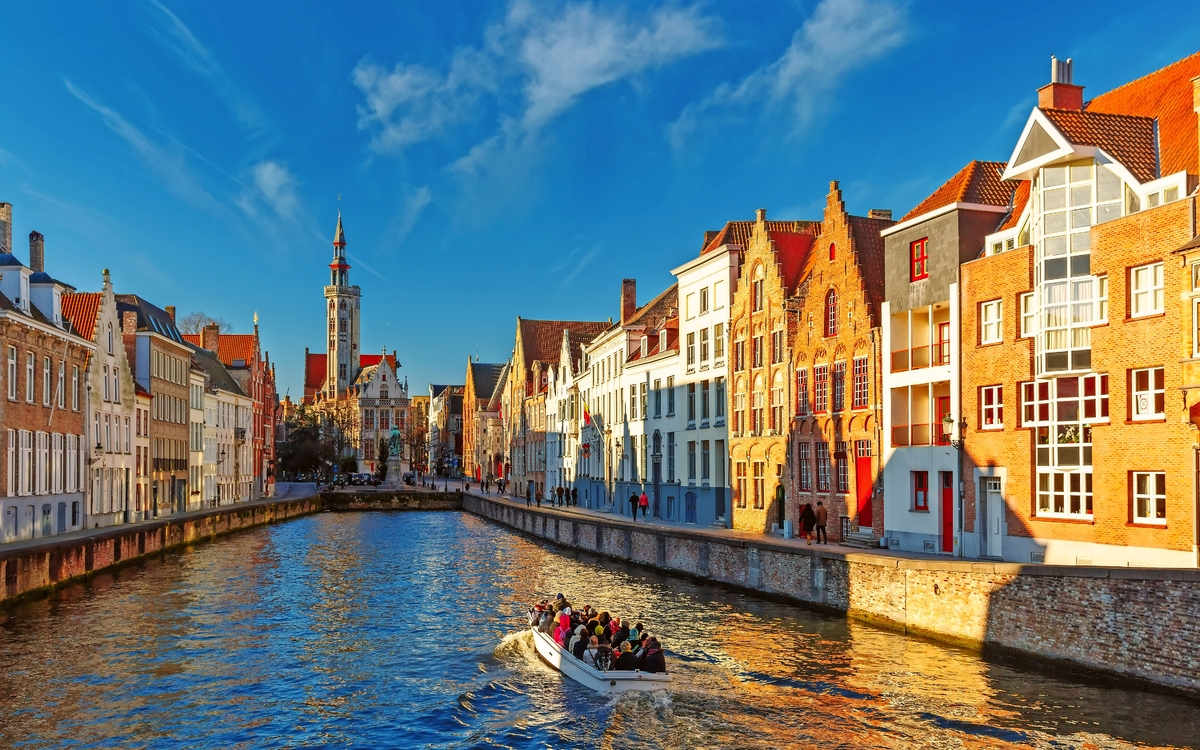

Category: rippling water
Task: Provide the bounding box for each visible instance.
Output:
[2,512,1198,749]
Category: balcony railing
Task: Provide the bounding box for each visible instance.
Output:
[891,344,950,372]
[891,424,931,447]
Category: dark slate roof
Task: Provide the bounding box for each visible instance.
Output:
[114,294,186,344]
[469,362,506,402]
[186,342,246,396]
[0,253,23,266]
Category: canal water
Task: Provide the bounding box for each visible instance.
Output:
[1,512,1197,749]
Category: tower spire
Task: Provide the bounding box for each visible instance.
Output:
[333,210,347,257]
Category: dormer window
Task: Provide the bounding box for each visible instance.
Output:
[659,329,667,352]
[640,336,648,358]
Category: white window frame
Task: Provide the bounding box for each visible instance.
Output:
[1020,293,1036,338]
[980,385,1003,429]
[1097,275,1108,323]
[1193,298,1200,358]
[26,353,35,403]
[1130,262,1164,318]
[1132,471,1166,525]
[42,357,50,407]
[1130,367,1164,421]
[981,300,1002,344]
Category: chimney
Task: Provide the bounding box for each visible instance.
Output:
[165,305,176,323]
[122,310,138,336]
[620,279,637,325]
[867,209,892,220]
[0,203,11,254]
[202,323,220,353]
[1038,56,1084,111]
[28,231,44,273]
[755,208,766,222]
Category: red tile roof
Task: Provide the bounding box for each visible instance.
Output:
[303,352,398,396]
[770,230,817,293]
[701,220,818,255]
[996,180,1031,232]
[626,318,679,362]
[624,284,678,329]
[181,333,257,368]
[60,293,102,340]
[900,161,1011,222]
[1041,108,1159,183]
[847,215,893,322]
[1085,50,1200,178]
[518,319,608,371]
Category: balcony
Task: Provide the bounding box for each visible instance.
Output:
[891,344,950,373]
[891,423,932,447]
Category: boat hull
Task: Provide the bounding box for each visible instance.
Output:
[530,628,671,695]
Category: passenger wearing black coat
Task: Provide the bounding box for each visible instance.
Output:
[636,638,667,673]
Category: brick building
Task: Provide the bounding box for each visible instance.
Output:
[960,54,1200,566]
[463,359,506,482]
[1,219,92,540]
[788,187,893,542]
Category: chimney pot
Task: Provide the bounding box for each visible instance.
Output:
[165,305,176,323]
[620,279,637,326]
[1038,56,1083,110]
[867,209,893,220]
[755,208,766,222]
[28,231,44,273]
[0,203,11,254]
[122,310,138,336]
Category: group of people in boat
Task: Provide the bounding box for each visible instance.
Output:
[529,594,667,674]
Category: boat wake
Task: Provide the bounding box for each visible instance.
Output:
[493,629,543,667]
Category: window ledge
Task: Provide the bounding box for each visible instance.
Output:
[1126,312,1165,322]
[911,508,930,513]
[1031,515,1095,525]
[1127,521,1168,528]
[978,426,1004,432]
[978,340,1003,348]
[1127,417,1166,425]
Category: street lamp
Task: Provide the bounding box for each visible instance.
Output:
[941,414,967,450]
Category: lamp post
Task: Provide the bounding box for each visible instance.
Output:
[218,448,227,508]
[941,414,968,558]
[941,414,967,450]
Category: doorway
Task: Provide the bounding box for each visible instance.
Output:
[984,477,1003,558]
[939,471,954,553]
[57,502,67,535]
[854,441,873,528]
[685,491,697,524]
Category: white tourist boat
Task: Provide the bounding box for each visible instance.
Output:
[529,626,672,695]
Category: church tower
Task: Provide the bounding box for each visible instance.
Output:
[324,212,361,397]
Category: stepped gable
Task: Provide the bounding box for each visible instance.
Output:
[1041,108,1159,183]
[303,352,399,397]
[1085,50,1200,178]
[900,160,1011,222]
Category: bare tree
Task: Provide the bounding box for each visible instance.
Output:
[404,422,429,471]
[321,398,360,464]
[179,311,234,334]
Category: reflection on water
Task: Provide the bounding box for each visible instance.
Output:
[1,512,1197,749]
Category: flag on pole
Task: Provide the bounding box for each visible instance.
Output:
[581,397,591,426]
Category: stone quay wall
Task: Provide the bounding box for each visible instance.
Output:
[1,496,321,605]
[320,491,464,512]
[464,494,1200,697]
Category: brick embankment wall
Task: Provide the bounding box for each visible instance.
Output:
[463,495,1200,697]
[1,496,322,605]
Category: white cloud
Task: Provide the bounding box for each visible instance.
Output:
[517,3,720,130]
[238,160,300,219]
[392,185,432,246]
[64,78,219,208]
[353,1,721,154]
[146,0,265,130]
[668,0,907,149]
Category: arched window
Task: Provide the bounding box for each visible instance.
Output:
[107,323,114,355]
[825,289,839,337]
[829,242,836,261]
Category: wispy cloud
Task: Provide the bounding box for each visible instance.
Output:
[556,244,601,288]
[668,0,908,149]
[388,185,432,247]
[145,0,265,131]
[347,252,388,282]
[237,160,300,219]
[354,1,721,156]
[64,78,219,209]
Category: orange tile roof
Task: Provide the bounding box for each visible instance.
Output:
[1041,108,1158,183]
[900,161,1010,222]
[701,220,818,255]
[1085,50,1200,178]
[624,284,678,329]
[770,230,818,293]
[996,180,1031,232]
[60,293,102,340]
[302,352,398,397]
[181,333,257,367]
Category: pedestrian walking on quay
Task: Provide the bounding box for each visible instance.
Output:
[628,493,639,521]
[815,501,828,544]
[639,491,649,519]
[557,485,564,506]
[571,487,578,506]
[536,489,543,508]
[526,487,532,507]
[800,502,817,545]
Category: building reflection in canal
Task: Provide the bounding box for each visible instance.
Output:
[0,511,1196,749]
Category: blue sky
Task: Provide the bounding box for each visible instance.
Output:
[1,1,1197,396]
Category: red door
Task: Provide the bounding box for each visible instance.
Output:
[855,456,872,527]
[940,471,954,553]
